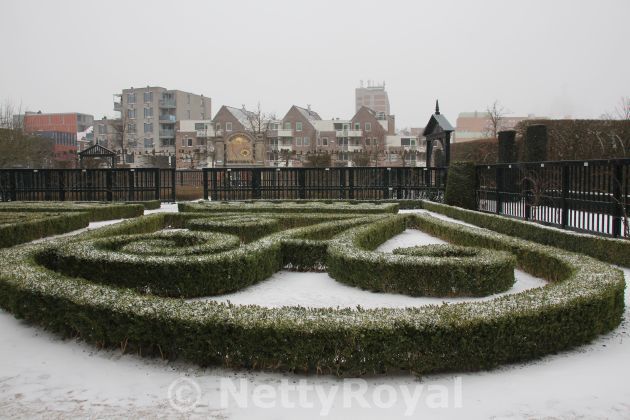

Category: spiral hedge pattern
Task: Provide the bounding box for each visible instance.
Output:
[0,201,625,377]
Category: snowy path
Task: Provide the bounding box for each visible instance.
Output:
[0,205,628,419]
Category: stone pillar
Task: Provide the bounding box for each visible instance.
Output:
[255,140,265,165]
[215,140,225,166]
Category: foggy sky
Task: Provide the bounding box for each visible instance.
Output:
[1,0,629,129]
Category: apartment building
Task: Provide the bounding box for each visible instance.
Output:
[93,117,122,151]
[175,120,213,168]
[384,134,427,167]
[114,86,211,166]
[355,81,391,115]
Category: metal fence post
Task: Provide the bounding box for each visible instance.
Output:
[612,161,623,238]
[384,167,391,199]
[171,168,176,202]
[348,167,354,200]
[154,169,161,201]
[203,169,209,200]
[58,170,66,201]
[560,164,569,229]
[495,166,503,215]
[128,170,135,201]
[298,169,306,199]
[252,168,261,199]
[10,170,17,201]
[106,170,113,201]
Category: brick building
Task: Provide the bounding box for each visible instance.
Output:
[22,111,94,165]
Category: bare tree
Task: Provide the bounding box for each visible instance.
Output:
[0,100,56,169]
[485,100,507,140]
[616,97,630,120]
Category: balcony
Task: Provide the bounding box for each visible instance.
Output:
[159,114,177,122]
[336,129,363,138]
[159,99,176,108]
[159,129,175,138]
[277,129,293,137]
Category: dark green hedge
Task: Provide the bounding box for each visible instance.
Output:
[39,213,382,298]
[178,201,399,214]
[523,124,548,162]
[327,216,515,297]
[0,212,89,248]
[0,201,145,221]
[444,161,477,210]
[0,208,624,377]
[186,216,281,242]
[420,200,630,267]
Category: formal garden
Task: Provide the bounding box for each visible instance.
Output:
[0,193,626,379]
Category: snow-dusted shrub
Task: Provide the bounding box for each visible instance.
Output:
[327,216,515,297]
[0,211,89,248]
[178,200,399,214]
[0,201,145,221]
[38,212,382,297]
[186,215,281,242]
[0,206,624,377]
[420,200,630,267]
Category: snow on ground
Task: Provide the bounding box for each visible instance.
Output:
[0,204,629,419]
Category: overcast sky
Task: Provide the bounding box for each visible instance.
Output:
[1,0,629,129]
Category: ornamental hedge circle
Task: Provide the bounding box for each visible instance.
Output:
[0,204,625,377]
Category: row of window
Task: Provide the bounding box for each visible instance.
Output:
[127,92,153,104]
[126,92,205,106]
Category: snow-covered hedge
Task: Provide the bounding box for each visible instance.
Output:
[420,200,630,267]
[186,215,281,242]
[0,211,89,248]
[327,215,515,297]
[0,208,624,377]
[0,201,145,221]
[38,212,382,297]
[178,201,399,214]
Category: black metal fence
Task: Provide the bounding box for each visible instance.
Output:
[477,159,630,238]
[202,167,447,201]
[3,161,628,239]
[0,168,168,202]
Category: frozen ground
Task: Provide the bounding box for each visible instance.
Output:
[0,205,628,419]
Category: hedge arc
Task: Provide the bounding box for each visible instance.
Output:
[0,204,624,377]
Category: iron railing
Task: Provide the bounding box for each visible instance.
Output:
[202,167,447,201]
[477,159,630,238]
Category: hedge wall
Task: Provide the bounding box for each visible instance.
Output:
[0,201,145,221]
[0,212,90,248]
[0,207,624,377]
[178,201,399,214]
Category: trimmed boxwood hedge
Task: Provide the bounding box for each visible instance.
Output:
[444,161,477,210]
[0,205,625,377]
[420,200,630,267]
[186,216,281,242]
[178,201,399,214]
[39,212,382,297]
[0,201,145,221]
[0,211,90,248]
[326,216,516,297]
